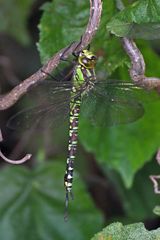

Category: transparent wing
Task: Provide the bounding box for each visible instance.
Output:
[81,81,145,127]
[7,80,72,130]
[8,79,155,131]
[113,22,160,40]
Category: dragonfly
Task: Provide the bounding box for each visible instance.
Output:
[8,48,145,220]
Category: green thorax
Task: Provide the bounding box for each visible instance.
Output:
[72,49,97,94]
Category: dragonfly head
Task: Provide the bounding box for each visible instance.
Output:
[78,50,97,69]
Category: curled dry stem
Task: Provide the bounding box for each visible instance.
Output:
[149,149,160,194]
[0,150,32,164]
[150,175,160,194]
[156,148,160,165]
[116,0,160,89]
[122,38,160,90]
[0,129,32,164]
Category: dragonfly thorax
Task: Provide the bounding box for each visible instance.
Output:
[72,49,97,93]
[73,64,96,95]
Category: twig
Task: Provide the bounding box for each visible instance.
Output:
[122,38,160,89]
[0,129,31,164]
[0,0,102,110]
[156,148,160,165]
[150,175,160,194]
[0,129,3,142]
[0,150,32,164]
[115,0,160,89]
[149,149,160,194]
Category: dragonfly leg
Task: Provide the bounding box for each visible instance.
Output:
[72,36,83,57]
[72,36,90,56]
[60,41,76,61]
[87,44,90,50]
[41,68,68,82]
[60,36,83,60]
[41,69,59,81]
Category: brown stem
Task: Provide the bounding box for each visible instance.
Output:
[115,0,160,89]
[0,129,32,164]
[0,129,2,142]
[0,0,102,110]
[122,38,160,90]
[150,175,160,194]
[0,150,32,164]
[156,148,160,165]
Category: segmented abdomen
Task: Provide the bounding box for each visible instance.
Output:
[64,96,81,196]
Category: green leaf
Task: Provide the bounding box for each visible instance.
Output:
[0,0,34,45]
[93,1,129,75]
[38,0,90,63]
[107,0,160,39]
[95,36,129,76]
[0,161,102,240]
[91,222,160,240]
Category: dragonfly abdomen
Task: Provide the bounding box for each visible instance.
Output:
[64,97,81,208]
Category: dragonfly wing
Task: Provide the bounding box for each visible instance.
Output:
[125,23,160,40]
[81,81,144,127]
[7,81,72,131]
[111,22,160,40]
[7,101,70,130]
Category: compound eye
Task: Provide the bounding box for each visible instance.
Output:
[91,56,97,60]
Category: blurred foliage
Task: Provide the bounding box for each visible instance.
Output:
[107,160,160,222]
[0,160,102,240]
[38,0,90,63]
[0,0,34,45]
[1,0,160,239]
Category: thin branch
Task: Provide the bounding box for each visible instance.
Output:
[0,150,32,164]
[150,175,160,194]
[0,0,102,110]
[122,38,160,89]
[0,129,3,142]
[156,148,160,165]
[115,0,160,90]
[0,129,31,164]
[149,149,160,194]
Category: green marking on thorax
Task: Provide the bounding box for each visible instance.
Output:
[73,65,85,86]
